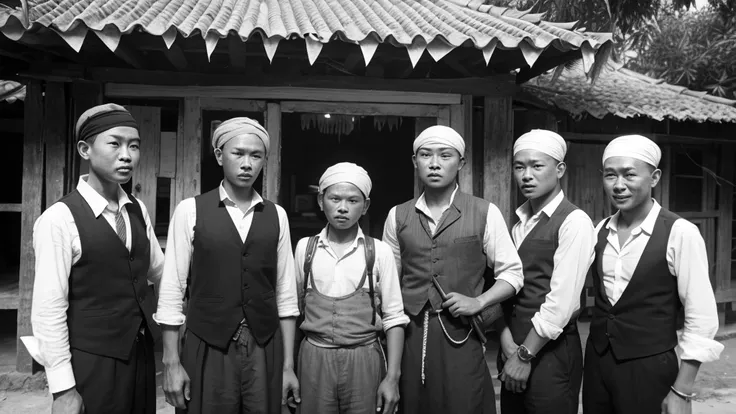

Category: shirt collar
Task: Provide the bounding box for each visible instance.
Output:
[76,175,131,218]
[607,199,661,235]
[317,225,366,250]
[218,181,264,210]
[415,184,459,218]
[515,190,565,223]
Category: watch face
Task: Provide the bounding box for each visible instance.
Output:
[518,346,533,360]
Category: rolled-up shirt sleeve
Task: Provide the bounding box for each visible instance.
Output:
[668,219,724,363]
[375,240,409,331]
[275,205,299,318]
[531,210,595,340]
[484,203,524,293]
[381,206,402,275]
[138,199,164,287]
[152,198,195,326]
[26,204,77,393]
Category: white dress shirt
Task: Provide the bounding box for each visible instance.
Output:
[153,183,299,326]
[23,175,165,394]
[595,200,724,363]
[382,185,525,294]
[512,191,595,340]
[295,226,410,335]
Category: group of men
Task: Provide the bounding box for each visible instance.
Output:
[23,103,723,414]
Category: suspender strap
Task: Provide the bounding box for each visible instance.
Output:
[300,235,320,315]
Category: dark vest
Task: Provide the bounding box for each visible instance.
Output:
[62,190,159,360]
[395,191,491,316]
[186,189,280,350]
[589,208,682,360]
[505,197,580,344]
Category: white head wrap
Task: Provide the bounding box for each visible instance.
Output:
[412,125,465,156]
[602,135,661,168]
[513,129,567,162]
[319,162,372,198]
[212,117,270,154]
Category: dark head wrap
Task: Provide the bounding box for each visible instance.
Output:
[75,103,138,142]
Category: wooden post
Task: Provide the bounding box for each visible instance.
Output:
[17,81,44,373]
[263,103,282,203]
[69,82,103,190]
[44,82,67,207]
[129,106,162,225]
[716,143,734,295]
[174,98,202,210]
[454,96,473,195]
[483,96,514,226]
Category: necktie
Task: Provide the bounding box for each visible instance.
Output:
[116,209,127,247]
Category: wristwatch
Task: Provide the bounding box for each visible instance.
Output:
[517,344,535,362]
[670,386,696,403]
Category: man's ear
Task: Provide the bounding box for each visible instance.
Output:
[412,154,418,170]
[651,168,662,188]
[77,140,91,160]
[362,197,371,216]
[317,193,325,212]
[458,156,466,171]
[214,147,224,166]
[556,161,567,179]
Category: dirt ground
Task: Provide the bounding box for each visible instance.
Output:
[1,335,733,414]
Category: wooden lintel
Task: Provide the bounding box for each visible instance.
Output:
[280,101,441,117]
[106,83,463,105]
[228,36,247,70]
[200,98,267,112]
[112,38,148,70]
[163,43,188,71]
[17,80,44,373]
[0,204,22,212]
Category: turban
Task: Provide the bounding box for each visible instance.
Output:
[319,162,372,198]
[412,125,465,156]
[75,103,138,142]
[513,129,567,162]
[212,117,270,154]
[602,135,661,168]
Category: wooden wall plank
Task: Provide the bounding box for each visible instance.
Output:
[656,145,672,210]
[43,82,67,207]
[561,142,611,225]
[200,98,266,112]
[106,84,462,105]
[129,106,161,226]
[483,96,514,226]
[174,98,202,212]
[17,81,44,373]
[263,103,282,203]
[453,97,473,195]
[716,143,734,295]
[281,101,440,118]
[414,117,437,198]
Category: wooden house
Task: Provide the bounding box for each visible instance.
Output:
[517,61,736,322]
[0,0,611,373]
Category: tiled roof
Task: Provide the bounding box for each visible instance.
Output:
[0,0,610,68]
[523,62,736,123]
[0,80,25,103]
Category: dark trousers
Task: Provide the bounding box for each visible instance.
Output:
[71,331,155,414]
[399,311,495,414]
[498,331,583,414]
[582,339,678,414]
[177,326,284,414]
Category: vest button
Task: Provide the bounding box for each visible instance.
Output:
[133,278,138,284]
[608,314,615,320]
[605,332,610,337]
[129,256,135,262]
[244,252,249,257]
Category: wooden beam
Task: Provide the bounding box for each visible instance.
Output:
[263,103,282,203]
[174,98,202,209]
[129,106,162,226]
[17,80,44,373]
[281,101,441,117]
[715,143,734,293]
[483,96,514,226]
[43,82,67,208]
[564,132,736,145]
[163,43,189,71]
[200,98,267,112]
[106,83,462,105]
[0,204,22,212]
[113,42,148,70]
[715,287,736,303]
[228,36,247,70]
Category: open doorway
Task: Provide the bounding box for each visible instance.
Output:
[280,112,416,245]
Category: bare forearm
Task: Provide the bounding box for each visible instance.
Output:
[384,326,404,381]
[521,327,550,356]
[280,317,297,371]
[161,325,182,365]
[673,359,701,395]
[477,280,516,310]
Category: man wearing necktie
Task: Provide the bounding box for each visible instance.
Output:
[22,104,165,414]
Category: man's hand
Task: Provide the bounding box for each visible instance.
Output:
[661,391,692,414]
[499,328,518,362]
[282,368,301,408]
[376,376,400,414]
[52,387,84,414]
[499,352,531,394]
[442,292,483,317]
[163,361,191,409]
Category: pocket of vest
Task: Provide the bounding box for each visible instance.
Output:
[454,235,480,244]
